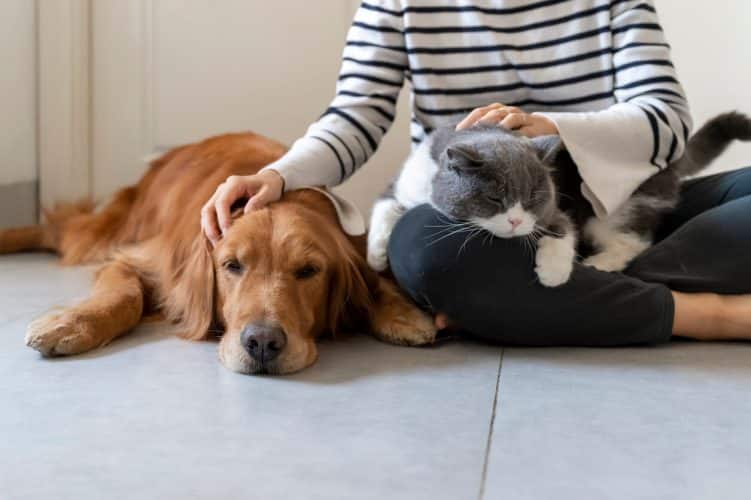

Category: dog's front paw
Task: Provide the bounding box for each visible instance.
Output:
[535,235,575,287]
[25,311,98,357]
[370,279,437,346]
[582,252,629,272]
[372,305,437,346]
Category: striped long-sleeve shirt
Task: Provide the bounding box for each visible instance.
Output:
[260,0,692,217]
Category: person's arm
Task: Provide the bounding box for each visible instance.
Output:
[260,1,407,190]
[536,0,692,217]
[202,1,407,243]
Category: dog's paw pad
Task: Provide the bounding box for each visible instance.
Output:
[373,307,437,346]
[25,312,95,357]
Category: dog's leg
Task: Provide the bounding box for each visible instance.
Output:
[369,276,437,346]
[0,225,52,254]
[26,260,146,356]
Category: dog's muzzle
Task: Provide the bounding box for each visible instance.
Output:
[240,323,287,366]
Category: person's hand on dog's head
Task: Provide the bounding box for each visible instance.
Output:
[200,169,285,246]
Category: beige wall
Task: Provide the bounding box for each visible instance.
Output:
[0,0,37,186]
[659,1,751,175]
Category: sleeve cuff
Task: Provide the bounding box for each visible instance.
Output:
[538,108,657,218]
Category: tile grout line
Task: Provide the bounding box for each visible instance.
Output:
[478,348,505,500]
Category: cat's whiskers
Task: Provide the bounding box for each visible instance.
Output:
[457,227,484,257]
[482,229,494,246]
[423,220,474,236]
[424,224,475,246]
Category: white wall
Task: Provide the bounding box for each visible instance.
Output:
[0,0,37,186]
[659,1,751,175]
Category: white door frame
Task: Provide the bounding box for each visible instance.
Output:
[37,0,92,208]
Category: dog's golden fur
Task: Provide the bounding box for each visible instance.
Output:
[1,132,436,374]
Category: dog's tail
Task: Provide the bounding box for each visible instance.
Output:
[674,111,751,177]
[0,225,49,255]
[0,200,95,256]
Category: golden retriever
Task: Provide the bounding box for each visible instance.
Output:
[0,132,436,374]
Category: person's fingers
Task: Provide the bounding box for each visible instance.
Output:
[478,106,521,126]
[456,102,505,130]
[456,106,496,130]
[200,194,221,246]
[500,112,529,130]
[243,185,272,213]
[515,125,535,138]
[516,124,543,138]
[477,108,505,125]
[215,177,254,234]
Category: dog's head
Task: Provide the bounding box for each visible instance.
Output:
[173,189,377,375]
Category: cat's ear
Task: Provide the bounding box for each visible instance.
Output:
[444,145,483,172]
[531,135,565,164]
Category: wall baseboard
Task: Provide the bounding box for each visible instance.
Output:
[0,181,38,229]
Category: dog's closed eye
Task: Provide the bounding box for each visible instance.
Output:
[223,259,244,275]
[294,264,319,280]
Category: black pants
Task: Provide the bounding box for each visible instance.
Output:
[387,167,751,346]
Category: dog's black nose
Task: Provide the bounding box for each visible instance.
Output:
[241,324,287,364]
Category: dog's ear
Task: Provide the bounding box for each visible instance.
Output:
[165,236,216,340]
[327,232,378,336]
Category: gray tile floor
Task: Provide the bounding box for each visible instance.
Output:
[1,254,750,500]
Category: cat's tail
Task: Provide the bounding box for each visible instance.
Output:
[674,111,751,177]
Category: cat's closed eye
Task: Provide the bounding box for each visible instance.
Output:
[486,195,504,205]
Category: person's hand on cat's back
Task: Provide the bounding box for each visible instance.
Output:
[456,103,558,137]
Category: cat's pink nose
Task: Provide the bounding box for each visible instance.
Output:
[508,218,522,229]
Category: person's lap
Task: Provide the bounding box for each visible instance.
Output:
[630,166,751,294]
[387,166,751,346]
[656,166,751,239]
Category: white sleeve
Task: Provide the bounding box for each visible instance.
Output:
[537,0,692,217]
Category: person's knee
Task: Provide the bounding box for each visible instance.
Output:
[386,206,450,307]
[386,204,537,314]
[721,167,751,202]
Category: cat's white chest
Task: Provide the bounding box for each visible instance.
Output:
[393,137,438,209]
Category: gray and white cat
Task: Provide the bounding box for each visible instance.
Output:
[368,112,751,287]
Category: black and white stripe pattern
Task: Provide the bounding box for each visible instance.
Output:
[263,0,691,216]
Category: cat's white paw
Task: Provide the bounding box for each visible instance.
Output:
[367,198,404,272]
[582,252,629,272]
[535,235,575,287]
[367,244,389,272]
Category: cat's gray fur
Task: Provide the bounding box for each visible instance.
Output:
[367,112,751,286]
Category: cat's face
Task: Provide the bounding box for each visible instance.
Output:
[430,131,562,238]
